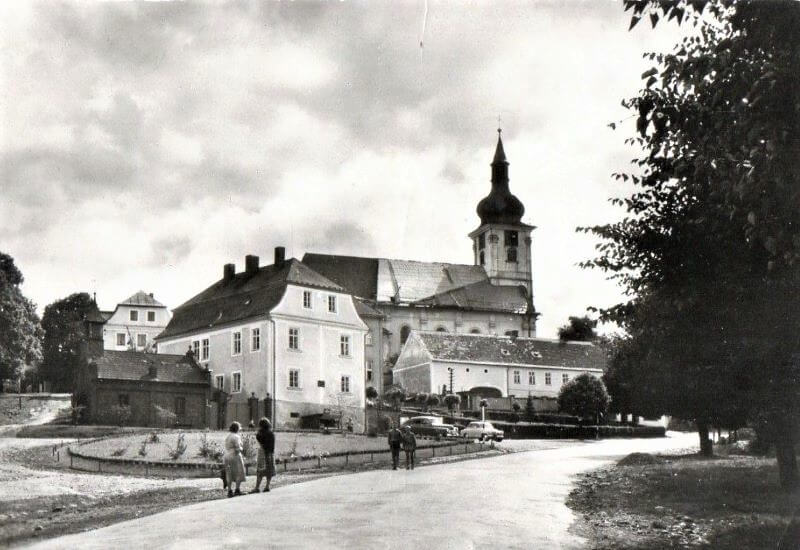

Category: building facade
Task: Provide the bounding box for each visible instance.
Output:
[101,291,170,352]
[393,331,606,410]
[303,131,537,395]
[155,248,369,432]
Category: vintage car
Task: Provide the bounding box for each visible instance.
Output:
[460,421,505,442]
[400,416,460,439]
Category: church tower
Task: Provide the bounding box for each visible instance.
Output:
[469,130,535,297]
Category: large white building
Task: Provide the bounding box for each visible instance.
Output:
[101,291,170,352]
[303,131,537,396]
[155,248,368,431]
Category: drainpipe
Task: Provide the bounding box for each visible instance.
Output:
[271,318,277,425]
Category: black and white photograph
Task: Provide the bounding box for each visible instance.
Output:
[1,1,799,548]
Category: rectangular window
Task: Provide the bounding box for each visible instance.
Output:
[130,310,139,322]
[232,331,242,355]
[340,375,351,393]
[513,370,520,384]
[340,335,350,357]
[116,333,126,346]
[365,331,373,346]
[303,290,312,309]
[289,369,300,389]
[251,327,261,351]
[232,372,242,393]
[201,338,210,361]
[192,340,200,359]
[137,334,147,348]
[528,371,536,385]
[118,394,130,407]
[215,374,224,390]
[505,230,519,247]
[147,311,156,322]
[175,396,186,417]
[328,295,337,313]
[562,373,570,384]
[478,232,486,250]
[545,372,552,385]
[289,328,299,350]
[366,360,373,382]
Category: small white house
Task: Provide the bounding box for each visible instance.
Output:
[393,331,606,409]
[101,291,170,352]
[155,248,368,432]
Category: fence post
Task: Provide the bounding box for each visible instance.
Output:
[432,446,435,458]
[345,452,349,466]
[318,456,321,468]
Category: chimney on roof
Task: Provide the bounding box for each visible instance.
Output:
[149,292,154,298]
[148,364,158,379]
[245,255,260,275]
[274,246,286,265]
[223,263,235,281]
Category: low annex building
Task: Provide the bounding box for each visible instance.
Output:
[155,247,368,432]
[393,331,606,410]
[75,311,211,428]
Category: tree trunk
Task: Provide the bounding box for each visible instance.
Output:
[772,417,798,490]
[696,419,713,457]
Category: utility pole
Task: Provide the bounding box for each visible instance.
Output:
[447,367,454,394]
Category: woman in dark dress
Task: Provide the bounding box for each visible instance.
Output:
[252,417,276,493]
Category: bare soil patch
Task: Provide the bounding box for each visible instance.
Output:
[567,448,800,549]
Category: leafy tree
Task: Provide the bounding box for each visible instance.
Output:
[444,393,461,413]
[0,253,43,390]
[558,374,610,423]
[524,395,536,422]
[426,394,441,410]
[557,316,598,342]
[416,392,430,411]
[40,292,97,392]
[384,385,406,411]
[365,386,379,400]
[583,0,800,486]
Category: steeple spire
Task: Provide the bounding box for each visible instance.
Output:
[477,128,524,225]
[493,128,507,164]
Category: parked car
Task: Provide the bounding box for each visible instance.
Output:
[460,421,504,442]
[401,416,460,439]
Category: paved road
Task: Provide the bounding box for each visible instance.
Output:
[26,432,696,550]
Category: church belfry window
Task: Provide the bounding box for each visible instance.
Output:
[479,251,485,266]
[478,233,486,250]
[505,230,519,247]
[506,247,517,263]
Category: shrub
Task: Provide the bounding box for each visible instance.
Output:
[148,431,160,443]
[525,395,536,422]
[490,420,666,439]
[168,433,187,460]
[384,386,406,411]
[558,374,610,422]
[512,401,522,413]
[365,386,379,400]
[241,433,257,459]
[377,415,391,433]
[197,432,223,462]
[111,447,127,457]
[153,404,177,427]
[108,405,132,427]
[138,440,148,457]
[426,394,441,409]
[367,428,378,437]
[444,394,461,412]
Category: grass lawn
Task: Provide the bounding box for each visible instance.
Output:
[74,430,453,463]
[568,447,800,549]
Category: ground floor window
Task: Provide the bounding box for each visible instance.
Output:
[117,333,126,346]
[232,371,242,393]
[528,371,536,385]
[513,370,520,384]
[215,374,224,390]
[137,334,146,348]
[562,373,570,384]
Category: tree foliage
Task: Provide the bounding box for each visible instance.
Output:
[40,292,97,392]
[583,0,800,485]
[558,374,610,421]
[444,393,461,412]
[557,316,598,342]
[0,253,43,388]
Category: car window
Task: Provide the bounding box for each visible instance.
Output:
[468,422,479,428]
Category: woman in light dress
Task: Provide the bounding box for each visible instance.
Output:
[224,421,246,497]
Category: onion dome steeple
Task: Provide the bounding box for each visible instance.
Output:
[476,129,525,225]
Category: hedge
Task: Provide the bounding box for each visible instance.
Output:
[490,421,666,439]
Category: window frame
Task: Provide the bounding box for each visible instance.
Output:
[562,373,570,385]
[251,327,261,352]
[201,338,210,362]
[215,374,224,391]
[528,371,536,385]
[288,327,300,351]
[513,370,520,384]
[340,374,351,394]
[288,368,301,389]
[545,372,552,386]
[365,330,373,346]
[231,371,242,393]
[116,333,126,347]
[303,290,313,309]
[340,334,351,357]
[505,230,519,247]
[137,333,147,348]
[192,340,200,359]
[366,359,373,382]
[232,330,242,356]
[327,295,337,313]
[147,310,156,322]
[129,310,139,322]
[174,396,186,417]
[506,247,518,263]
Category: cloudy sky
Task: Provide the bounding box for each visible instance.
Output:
[0,1,686,338]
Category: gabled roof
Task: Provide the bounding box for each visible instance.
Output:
[354,298,383,319]
[302,252,489,305]
[410,332,606,371]
[93,350,209,385]
[157,259,343,340]
[99,311,114,322]
[413,279,529,313]
[120,291,166,308]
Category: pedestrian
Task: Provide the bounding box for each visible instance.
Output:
[402,425,417,470]
[224,421,246,498]
[387,421,403,470]
[252,417,276,493]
